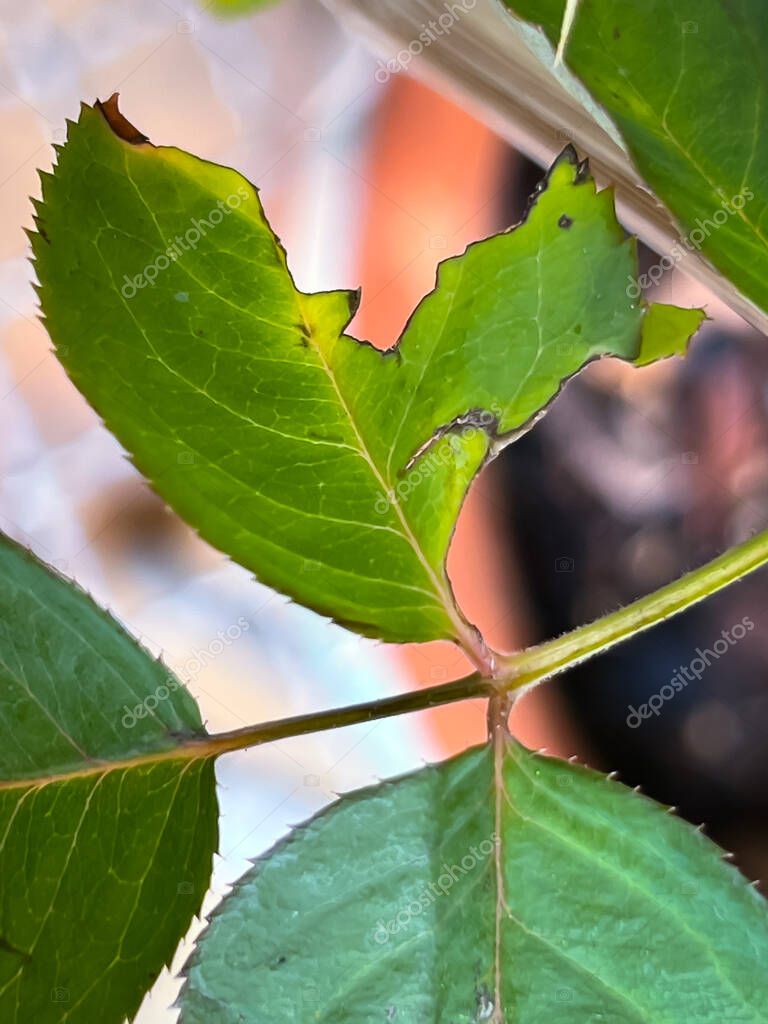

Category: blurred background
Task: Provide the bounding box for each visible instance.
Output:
[1,0,767,1018]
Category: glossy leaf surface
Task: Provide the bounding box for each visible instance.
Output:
[502,0,768,318]
[0,535,217,1024]
[32,99,701,643]
[180,737,768,1023]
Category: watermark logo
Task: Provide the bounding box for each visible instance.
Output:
[121,187,250,299]
[626,189,754,298]
[625,616,754,728]
[374,406,500,515]
[372,834,499,944]
[121,616,250,728]
[374,0,477,83]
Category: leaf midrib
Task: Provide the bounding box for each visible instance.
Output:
[504,744,765,1023]
[98,135,465,631]
[0,738,215,792]
[91,176,444,617]
[294,292,465,638]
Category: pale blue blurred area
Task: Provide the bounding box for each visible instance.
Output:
[0,0,439,1018]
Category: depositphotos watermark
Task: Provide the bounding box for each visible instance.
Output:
[121,616,250,728]
[121,186,249,299]
[625,615,754,728]
[374,0,476,83]
[372,833,499,944]
[626,188,754,298]
[375,406,500,515]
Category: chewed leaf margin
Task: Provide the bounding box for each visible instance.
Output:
[30,97,704,645]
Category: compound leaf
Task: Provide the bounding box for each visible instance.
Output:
[501,0,768,321]
[32,98,702,644]
[0,533,218,1024]
[180,737,768,1023]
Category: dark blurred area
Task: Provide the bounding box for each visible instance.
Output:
[498,154,768,887]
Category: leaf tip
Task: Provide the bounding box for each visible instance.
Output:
[24,225,46,249]
[549,144,592,188]
[95,93,150,145]
[634,302,705,367]
[348,286,362,319]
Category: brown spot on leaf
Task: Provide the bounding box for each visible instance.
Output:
[558,214,573,229]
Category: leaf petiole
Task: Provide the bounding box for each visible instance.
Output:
[205,523,768,751]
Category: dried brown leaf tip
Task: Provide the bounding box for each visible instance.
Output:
[95,93,149,145]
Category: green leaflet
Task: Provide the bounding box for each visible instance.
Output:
[0,534,218,1024]
[501,0,768,318]
[32,98,702,644]
[179,738,768,1024]
[206,0,277,12]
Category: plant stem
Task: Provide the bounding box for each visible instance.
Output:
[193,525,768,757]
[498,525,768,692]
[11,492,765,792]
[197,672,494,758]
[0,674,494,790]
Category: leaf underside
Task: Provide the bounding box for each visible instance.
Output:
[180,738,768,1024]
[502,0,768,320]
[32,98,702,645]
[0,534,217,1024]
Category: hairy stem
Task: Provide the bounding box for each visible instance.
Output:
[201,525,768,756]
[497,525,768,692]
[194,672,494,759]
